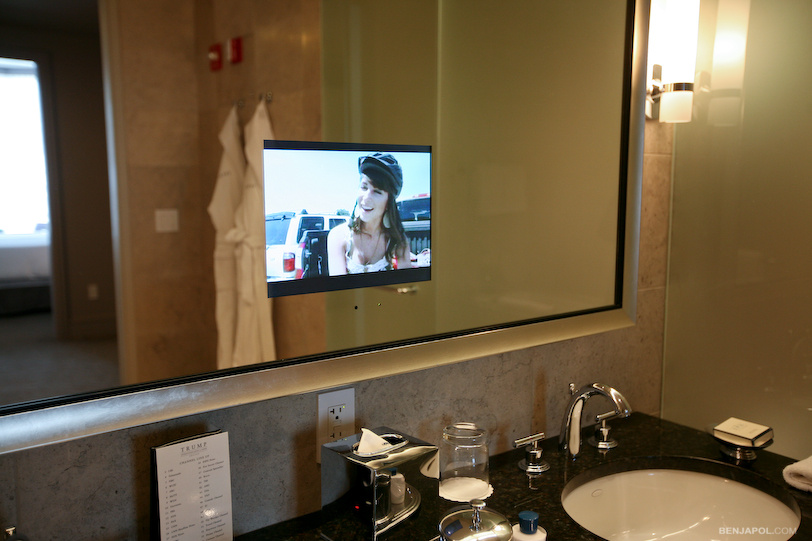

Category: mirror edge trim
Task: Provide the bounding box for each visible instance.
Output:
[0,0,648,456]
[0,308,636,455]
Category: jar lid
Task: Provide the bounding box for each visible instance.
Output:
[518,510,539,534]
[439,499,513,541]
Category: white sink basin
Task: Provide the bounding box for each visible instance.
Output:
[562,458,801,540]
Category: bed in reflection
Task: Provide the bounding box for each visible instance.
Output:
[0,231,51,315]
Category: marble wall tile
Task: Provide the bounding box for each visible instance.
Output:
[118,0,197,113]
[354,349,536,454]
[644,118,674,157]
[639,151,673,290]
[125,110,200,167]
[211,0,254,41]
[13,431,143,539]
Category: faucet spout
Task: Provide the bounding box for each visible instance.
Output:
[559,382,631,458]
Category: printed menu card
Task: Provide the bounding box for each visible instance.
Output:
[151,431,233,540]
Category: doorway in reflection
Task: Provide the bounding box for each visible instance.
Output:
[0,55,117,406]
[0,0,119,407]
[0,57,51,315]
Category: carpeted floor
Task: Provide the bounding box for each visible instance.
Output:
[0,311,119,407]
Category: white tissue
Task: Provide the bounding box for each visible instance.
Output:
[356,428,393,455]
[783,455,812,492]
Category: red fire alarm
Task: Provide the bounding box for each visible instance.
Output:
[228,37,243,64]
[208,43,223,71]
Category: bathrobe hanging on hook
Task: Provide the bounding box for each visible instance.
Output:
[227,100,277,365]
[208,106,245,370]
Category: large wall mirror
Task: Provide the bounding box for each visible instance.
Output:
[0,0,648,454]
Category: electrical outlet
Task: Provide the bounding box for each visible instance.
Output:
[316,388,355,463]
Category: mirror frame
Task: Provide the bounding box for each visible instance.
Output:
[0,0,649,455]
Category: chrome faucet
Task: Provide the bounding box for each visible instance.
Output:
[559,382,631,458]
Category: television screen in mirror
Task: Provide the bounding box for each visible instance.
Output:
[263,141,432,297]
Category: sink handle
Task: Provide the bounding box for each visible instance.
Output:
[513,432,550,476]
[588,413,621,450]
[596,410,621,423]
[513,432,545,448]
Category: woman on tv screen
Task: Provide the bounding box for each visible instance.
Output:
[327,152,412,275]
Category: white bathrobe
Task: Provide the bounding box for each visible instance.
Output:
[227,101,277,366]
[207,106,244,370]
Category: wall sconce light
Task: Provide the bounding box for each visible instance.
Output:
[646,0,701,122]
[704,0,751,127]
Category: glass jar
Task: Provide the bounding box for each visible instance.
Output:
[439,422,490,501]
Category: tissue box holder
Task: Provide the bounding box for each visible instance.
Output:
[321,426,439,539]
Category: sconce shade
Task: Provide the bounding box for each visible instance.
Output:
[648,0,701,122]
[707,0,751,126]
[660,90,694,123]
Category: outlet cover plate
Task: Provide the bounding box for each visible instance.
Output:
[316,388,355,462]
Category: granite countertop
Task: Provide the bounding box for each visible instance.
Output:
[239,413,812,540]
